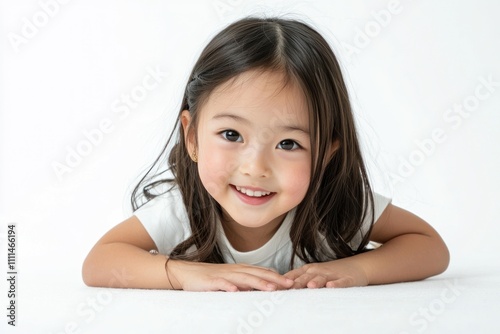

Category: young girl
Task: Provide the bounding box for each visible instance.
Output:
[82,17,449,291]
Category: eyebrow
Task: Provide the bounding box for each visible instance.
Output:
[212,113,310,135]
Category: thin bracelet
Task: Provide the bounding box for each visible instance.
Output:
[164,257,176,290]
[150,250,176,290]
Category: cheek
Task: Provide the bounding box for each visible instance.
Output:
[282,161,311,200]
[197,144,238,196]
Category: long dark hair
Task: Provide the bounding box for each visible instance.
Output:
[131,16,374,268]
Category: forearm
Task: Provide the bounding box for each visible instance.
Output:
[285,204,450,289]
[82,243,172,289]
[351,233,450,285]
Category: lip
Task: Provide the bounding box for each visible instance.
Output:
[230,184,275,206]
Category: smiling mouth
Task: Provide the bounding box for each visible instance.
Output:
[234,186,273,197]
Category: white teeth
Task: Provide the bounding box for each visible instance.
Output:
[235,186,271,197]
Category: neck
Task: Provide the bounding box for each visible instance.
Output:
[220,212,286,252]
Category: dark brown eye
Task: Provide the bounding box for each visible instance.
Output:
[278,140,299,150]
[221,130,242,142]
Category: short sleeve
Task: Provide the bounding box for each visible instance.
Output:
[133,187,191,255]
[348,192,392,250]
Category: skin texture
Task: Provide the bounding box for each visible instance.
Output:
[284,204,450,288]
[82,70,449,291]
[183,70,311,252]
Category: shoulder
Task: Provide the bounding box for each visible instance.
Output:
[371,192,392,222]
[134,185,187,223]
[347,191,392,250]
[133,185,191,254]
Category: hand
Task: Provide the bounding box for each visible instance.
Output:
[167,259,295,292]
[284,257,369,289]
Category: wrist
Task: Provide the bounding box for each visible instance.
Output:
[336,255,371,286]
[351,251,380,285]
[165,257,182,290]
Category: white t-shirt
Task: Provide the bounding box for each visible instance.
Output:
[134,186,391,274]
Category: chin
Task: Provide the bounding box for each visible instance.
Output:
[229,216,268,228]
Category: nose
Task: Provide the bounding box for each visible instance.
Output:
[238,146,271,178]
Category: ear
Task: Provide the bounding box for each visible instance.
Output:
[181,110,196,156]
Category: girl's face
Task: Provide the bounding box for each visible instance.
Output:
[184,70,311,234]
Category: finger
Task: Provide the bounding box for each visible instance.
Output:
[243,268,294,289]
[290,280,305,289]
[209,277,239,292]
[262,266,279,273]
[306,275,328,289]
[228,272,282,291]
[326,277,355,289]
[283,268,304,281]
[289,273,314,289]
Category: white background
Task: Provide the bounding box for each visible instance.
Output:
[1,0,499,332]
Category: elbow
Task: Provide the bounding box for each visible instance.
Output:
[433,237,451,276]
[81,257,96,287]
[82,274,96,288]
[81,253,104,287]
[82,271,97,288]
[441,245,451,274]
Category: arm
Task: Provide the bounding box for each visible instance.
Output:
[82,216,293,291]
[284,204,450,288]
[351,204,450,285]
[82,216,173,289]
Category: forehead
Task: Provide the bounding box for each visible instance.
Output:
[200,70,309,126]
